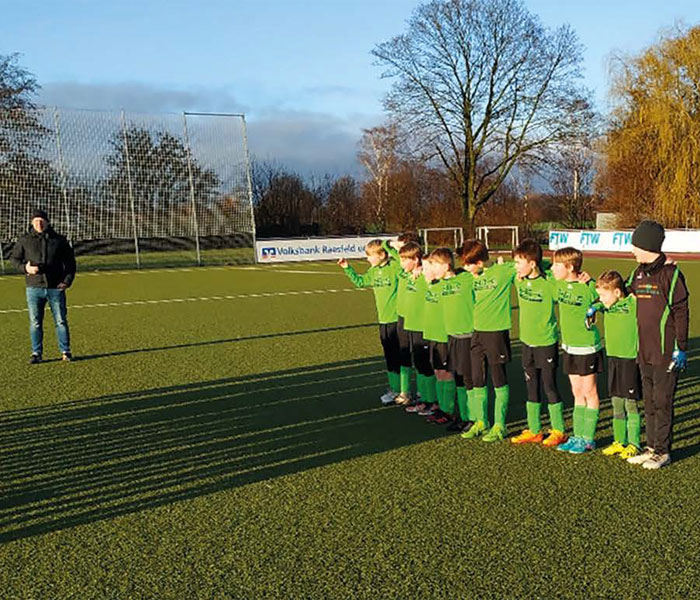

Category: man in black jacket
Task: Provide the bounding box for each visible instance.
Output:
[10,209,76,363]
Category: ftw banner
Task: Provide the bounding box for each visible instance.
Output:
[255,236,395,262]
[548,230,700,253]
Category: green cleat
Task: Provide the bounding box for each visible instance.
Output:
[482,423,506,442]
[461,420,487,440]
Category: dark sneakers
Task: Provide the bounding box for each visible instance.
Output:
[62,352,73,362]
[29,353,42,364]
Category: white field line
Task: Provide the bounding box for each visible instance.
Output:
[0,288,369,314]
[0,264,343,281]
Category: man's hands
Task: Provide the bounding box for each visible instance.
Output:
[668,349,688,373]
[578,271,592,284]
[57,282,68,290]
[25,262,39,275]
[584,305,599,330]
[337,258,349,269]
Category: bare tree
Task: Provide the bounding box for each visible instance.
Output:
[372,0,590,230]
[357,124,400,229]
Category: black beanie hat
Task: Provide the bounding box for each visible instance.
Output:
[631,220,665,253]
[30,209,49,222]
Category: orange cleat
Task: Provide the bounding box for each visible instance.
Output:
[511,429,544,445]
[542,430,568,447]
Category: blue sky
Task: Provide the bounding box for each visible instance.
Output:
[3,0,700,175]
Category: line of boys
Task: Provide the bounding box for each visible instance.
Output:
[339,220,688,470]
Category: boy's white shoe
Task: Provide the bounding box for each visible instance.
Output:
[380,390,397,405]
[642,453,671,470]
[627,447,655,465]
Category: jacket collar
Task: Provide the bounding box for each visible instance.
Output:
[638,253,666,275]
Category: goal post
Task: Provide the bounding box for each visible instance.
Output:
[475,226,519,250]
[418,227,464,252]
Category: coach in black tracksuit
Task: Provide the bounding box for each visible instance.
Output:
[10,209,76,363]
[626,221,689,469]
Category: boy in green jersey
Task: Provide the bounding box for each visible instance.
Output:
[417,250,455,423]
[338,239,401,406]
[509,240,569,447]
[588,271,642,460]
[384,232,423,405]
[436,248,476,432]
[551,247,603,455]
[459,239,515,442]
[423,247,470,428]
[397,242,439,416]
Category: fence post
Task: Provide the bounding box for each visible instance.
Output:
[240,114,257,263]
[121,109,141,268]
[182,113,202,266]
[0,242,5,275]
[53,107,72,242]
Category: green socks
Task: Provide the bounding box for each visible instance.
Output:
[443,379,456,415]
[548,402,565,432]
[611,396,627,444]
[387,371,401,394]
[573,405,586,437]
[494,385,509,429]
[526,401,541,434]
[582,407,600,442]
[457,386,469,421]
[424,375,437,405]
[626,398,641,448]
[400,366,412,395]
[472,386,489,426]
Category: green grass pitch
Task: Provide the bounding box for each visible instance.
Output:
[0,257,698,599]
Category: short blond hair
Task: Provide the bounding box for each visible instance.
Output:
[365,239,387,258]
[428,247,454,269]
[553,247,583,273]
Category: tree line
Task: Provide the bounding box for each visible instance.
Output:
[2,0,700,241]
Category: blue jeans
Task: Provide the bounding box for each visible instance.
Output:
[26,287,71,355]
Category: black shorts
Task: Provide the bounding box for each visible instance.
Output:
[471,330,511,365]
[562,349,604,376]
[447,335,472,378]
[608,356,640,400]
[396,316,412,367]
[429,340,449,371]
[397,316,411,351]
[409,330,433,377]
[522,343,558,371]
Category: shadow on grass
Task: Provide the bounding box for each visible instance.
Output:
[0,356,451,543]
[1,343,698,543]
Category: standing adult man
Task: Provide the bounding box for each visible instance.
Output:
[10,209,76,363]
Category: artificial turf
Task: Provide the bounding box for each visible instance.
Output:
[0,258,698,599]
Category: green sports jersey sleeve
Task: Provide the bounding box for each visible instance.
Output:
[515,273,558,347]
[473,262,515,332]
[402,272,428,332]
[603,295,639,359]
[556,279,601,352]
[396,269,411,317]
[344,259,399,324]
[441,270,475,336]
[422,279,448,342]
[382,239,399,260]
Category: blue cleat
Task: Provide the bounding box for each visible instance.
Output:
[557,436,579,452]
[568,438,595,454]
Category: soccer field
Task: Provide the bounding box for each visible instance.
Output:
[0,258,698,599]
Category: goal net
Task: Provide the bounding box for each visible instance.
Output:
[0,107,255,272]
[475,226,519,251]
[419,227,464,252]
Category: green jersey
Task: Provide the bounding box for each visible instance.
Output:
[473,262,516,332]
[423,278,448,343]
[515,270,558,347]
[555,279,601,353]
[402,271,428,332]
[397,268,411,317]
[343,258,400,324]
[441,270,475,336]
[602,295,639,359]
